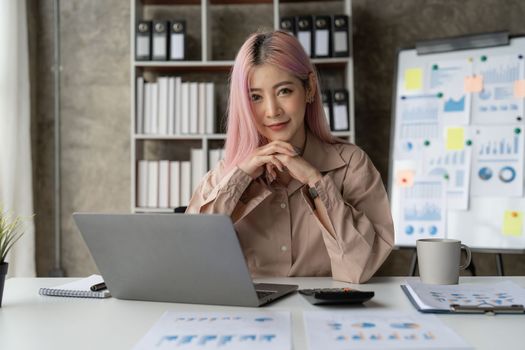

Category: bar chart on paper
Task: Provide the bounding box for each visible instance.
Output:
[133,311,291,350]
[471,126,524,197]
[397,95,441,156]
[303,310,472,349]
[424,147,472,210]
[473,54,524,124]
[395,178,446,246]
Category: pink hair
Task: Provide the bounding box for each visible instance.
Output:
[223,30,338,174]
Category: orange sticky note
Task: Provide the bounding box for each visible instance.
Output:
[404,68,423,91]
[396,170,415,188]
[446,127,465,151]
[514,80,525,98]
[503,211,523,237]
[464,75,483,93]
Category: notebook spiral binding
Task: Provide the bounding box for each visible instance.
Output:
[38,288,110,299]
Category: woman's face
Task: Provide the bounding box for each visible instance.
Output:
[249,64,308,148]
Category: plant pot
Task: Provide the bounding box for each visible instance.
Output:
[0,262,8,308]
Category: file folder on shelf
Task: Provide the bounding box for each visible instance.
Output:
[279,17,296,36]
[331,89,350,131]
[170,20,186,60]
[321,90,332,129]
[332,15,350,57]
[152,20,169,61]
[297,15,313,57]
[135,21,152,61]
[313,16,331,58]
[136,77,144,134]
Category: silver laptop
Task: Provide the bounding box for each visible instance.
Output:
[72,213,297,307]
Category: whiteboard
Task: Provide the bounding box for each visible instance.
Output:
[389,35,525,251]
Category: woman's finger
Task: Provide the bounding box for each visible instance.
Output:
[265,163,275,180]
[269,157,285,174]
[259,141,297,156]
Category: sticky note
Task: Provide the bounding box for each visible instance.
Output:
[514,80,525,98]
[464,75,483,93]
[404,68,423,91]
[446,127,465,150]
[396,170,415,188]
[503,211,523,236]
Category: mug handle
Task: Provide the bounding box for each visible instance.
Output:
[459,244,472,270]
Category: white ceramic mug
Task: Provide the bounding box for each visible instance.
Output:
[416,238,471,285]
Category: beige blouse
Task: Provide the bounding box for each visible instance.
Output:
[186,131,395,283]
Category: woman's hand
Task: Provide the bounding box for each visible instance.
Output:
[237,141,297,179]
[274,153,322,186]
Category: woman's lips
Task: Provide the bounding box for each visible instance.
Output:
[267,120,290,131]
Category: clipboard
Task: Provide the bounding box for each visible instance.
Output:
[401,285,525,315]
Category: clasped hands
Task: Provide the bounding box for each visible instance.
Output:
[238,140,322,187]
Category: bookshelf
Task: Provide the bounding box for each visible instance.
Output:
[131,0,355,212]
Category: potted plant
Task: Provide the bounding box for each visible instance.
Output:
[0,208,25,307]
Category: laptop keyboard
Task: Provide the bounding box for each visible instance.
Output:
[256,290,276,299]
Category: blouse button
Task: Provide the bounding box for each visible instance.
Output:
[281,245,288,252]
[280,202,287,209]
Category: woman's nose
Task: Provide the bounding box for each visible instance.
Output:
[265,96,281,118]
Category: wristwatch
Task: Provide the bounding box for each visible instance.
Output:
[308,186,319,200]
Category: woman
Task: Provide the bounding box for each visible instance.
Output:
[186,30,394,283]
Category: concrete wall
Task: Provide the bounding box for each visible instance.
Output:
[29,0,525,277]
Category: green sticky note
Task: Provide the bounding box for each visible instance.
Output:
[446,128,465,150]
[404,68,423,91]
[503,211,523,236]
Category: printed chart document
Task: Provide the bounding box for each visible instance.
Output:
[472,54,525,125]
[427,59,472,126]
[133,311,291,350]
[394,176,447,246]
[403,279,525,312]
[470,125,524,197]
[303,310,471,350]
[422,141,472,210]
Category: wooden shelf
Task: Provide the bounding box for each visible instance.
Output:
[135,134,227,140]
[134,132,350,140]
[141,0,327,5]
[142,0,342,4]
[134,58,348,71]
[134,60,235,72]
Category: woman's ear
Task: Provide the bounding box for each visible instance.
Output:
[306,72,317,103]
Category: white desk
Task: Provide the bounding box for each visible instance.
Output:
[1,276,524,350]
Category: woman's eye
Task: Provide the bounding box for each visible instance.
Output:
[278,88,292,96]
[250,94,261,102]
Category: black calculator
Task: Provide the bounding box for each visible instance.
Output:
[298,288,375,305]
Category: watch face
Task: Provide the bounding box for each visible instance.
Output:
[308,186,319,199]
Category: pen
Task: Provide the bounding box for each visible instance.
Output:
[90,282,107,291]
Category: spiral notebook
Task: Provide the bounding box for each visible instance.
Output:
[39,274,111,299]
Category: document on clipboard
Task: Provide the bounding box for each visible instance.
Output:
[402,279,525,314]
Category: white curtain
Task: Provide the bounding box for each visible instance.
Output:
[0,0,36,277]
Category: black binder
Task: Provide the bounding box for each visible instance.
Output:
[135,20,152,61]
[332,15,350,57]
[296,15,313,57]
[169,20,186,60]
[331,89,350,131]
[152,20,169,61]
[321,90,332,129]
[279,17,296,36]
[313,16,332,58]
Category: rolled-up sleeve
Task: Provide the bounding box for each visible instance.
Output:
[186,162,253,216]
[303,147,395,283]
